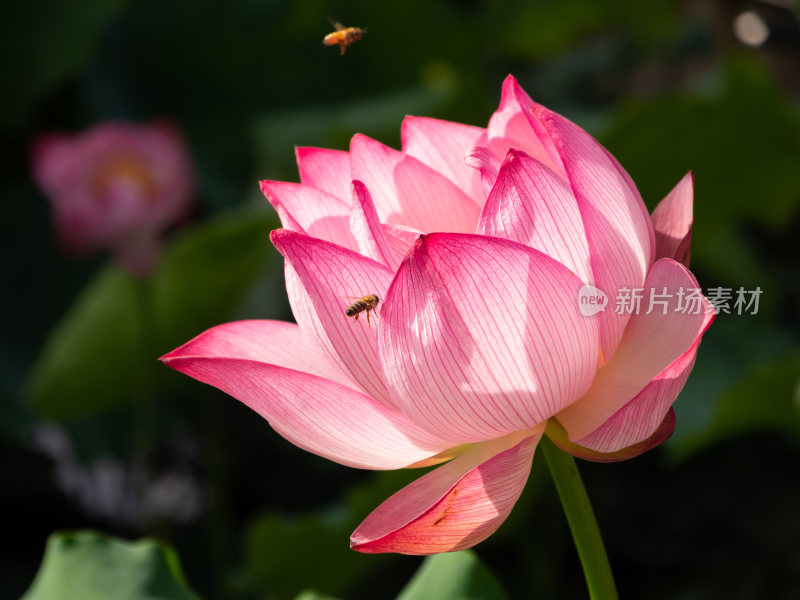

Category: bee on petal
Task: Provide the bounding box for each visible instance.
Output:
[345,294,381,325]
[323,20,366,55]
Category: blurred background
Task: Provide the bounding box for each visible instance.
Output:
[2,0,800,598]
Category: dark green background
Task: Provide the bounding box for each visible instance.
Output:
[2,1,799,598]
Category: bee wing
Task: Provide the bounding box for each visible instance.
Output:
[328,17,344,30]
[340,294,381,303]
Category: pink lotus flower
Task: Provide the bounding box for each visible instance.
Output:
[32,121,195,276]
[162,76,713,554]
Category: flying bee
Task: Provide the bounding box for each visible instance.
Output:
[345,294,381,325]
[323,20,366,55]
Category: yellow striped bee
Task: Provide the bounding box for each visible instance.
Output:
[323,20,366,55]
[345,294,381,325]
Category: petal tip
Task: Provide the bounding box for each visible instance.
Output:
[349,530,387,554]
[349,132,370,150]
[502,74,519,90]
[349,540,378,554]
[351,179,368,195]
[503,147,529,164]
[158,348,187,368]
[158,339,194,365]
[268,227,292,249]
[413,231,431,247]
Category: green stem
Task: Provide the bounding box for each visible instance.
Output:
[540,436,618,600]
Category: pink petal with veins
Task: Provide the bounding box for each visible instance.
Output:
[350,134,480,233]
[351,430,541,554]
[271,228,399,410]
[401,115,486,203]
[163,320,353,387]
[531,103,655,359]
[465,146,502,199]
[486,76,563,174]
[162,355,451,470]
[295,146,352,202]
[651,172,694,267]
[546,409,676,462]
[478,149,592,284]
[350,180,404,270]
[380,233,598,442]
[557,258,712,441]
[260,180,356,251]
[381,222,422,261]
[574,317,709,452]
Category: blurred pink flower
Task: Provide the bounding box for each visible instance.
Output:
[162,76,713,554]
[32,121,195,276]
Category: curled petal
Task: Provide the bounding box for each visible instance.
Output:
[380,233,599,442]
[465,146,502,199]
[545,409,676,462]
[651,172,693,267]
[351,430,541,554]
[401,115,485,202]
[531,103,655,359]
[557,258,713,441]
[260,180,356,251]
[160,356,452,470]
[295,146,352,202]
[486,75,563,174]
[573,326,706,452]
[271,229,398,409]
[478,149,592,284]
[349,134,480,233]
[350,180,404,270]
